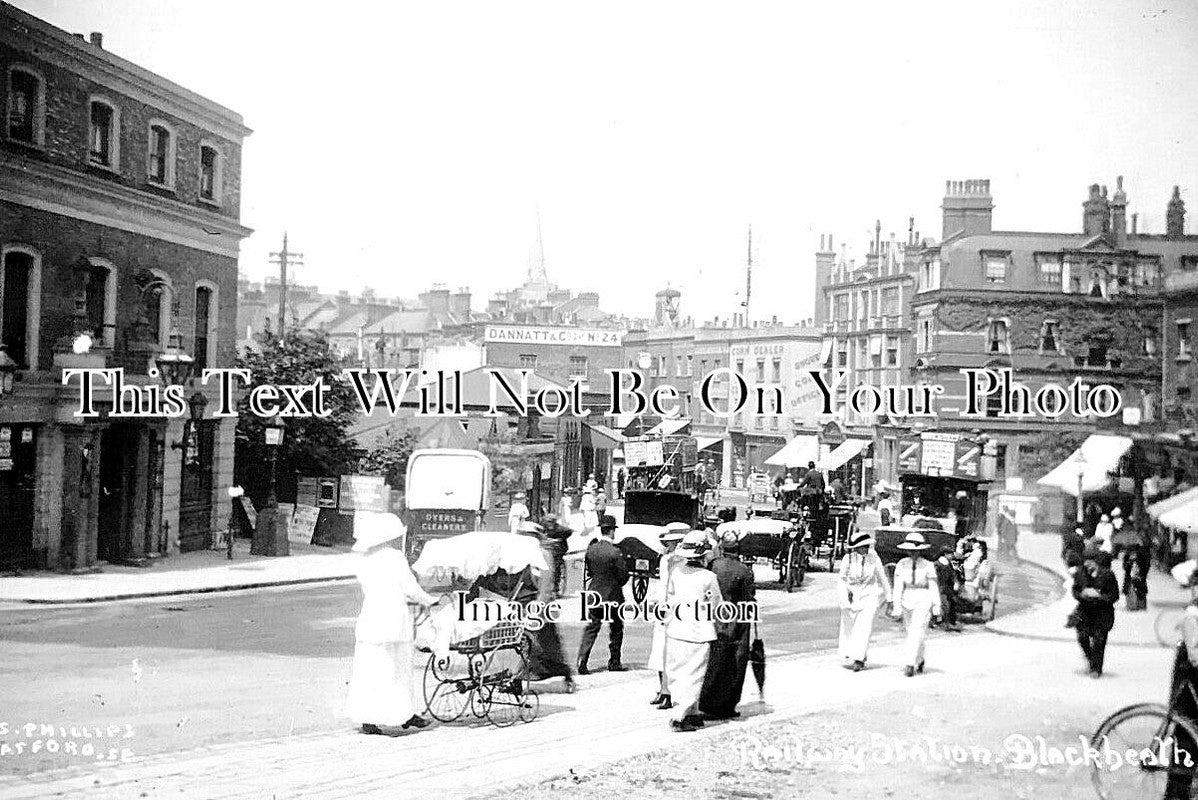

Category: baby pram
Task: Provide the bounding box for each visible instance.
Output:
[412,531,548,727]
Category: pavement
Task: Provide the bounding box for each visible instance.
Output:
[986,529,1189,647]
[0,541,358,604]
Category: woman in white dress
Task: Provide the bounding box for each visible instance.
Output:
[891,531,942,677]
[579,487,599,536]
[343,511,437,735]
[664,530,724,732]
[648,523,689,708]
[837,529,891,672]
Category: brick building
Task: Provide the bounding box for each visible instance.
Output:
[906,178,1185,484]
[0,5,251,569]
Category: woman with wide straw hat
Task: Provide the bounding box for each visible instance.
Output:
[343,511,437,735]
[837,529,891,672]
[648,522,690,708]
[664,530,724,732]
[891,531,942,677]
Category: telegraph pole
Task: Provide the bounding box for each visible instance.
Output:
[269,233,304,339]
[743,225,753,325]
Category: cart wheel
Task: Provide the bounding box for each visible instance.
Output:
[423,654,472,723]
[631,574,649,604]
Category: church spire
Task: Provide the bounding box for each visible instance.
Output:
[527,203,549,286]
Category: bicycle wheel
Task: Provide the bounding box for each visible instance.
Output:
[1090,702,1198,800]
[1156,608,1186,648]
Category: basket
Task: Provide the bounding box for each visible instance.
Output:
[452,619,525,652]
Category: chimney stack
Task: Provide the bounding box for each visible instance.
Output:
[1082,183,1110,237]
[1167,186,1186,238]
[89,32,104,48]
[813,233,837,327]
[941,179,994,240]
[1110,176,1128,246]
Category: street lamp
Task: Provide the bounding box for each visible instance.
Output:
[252,413,289,557]
[0,344,17,395]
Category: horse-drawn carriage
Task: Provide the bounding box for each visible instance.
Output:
[716,511,810,592]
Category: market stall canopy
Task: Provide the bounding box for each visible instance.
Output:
[1159,495,1198,534]
[1036,434,1134,497]
[816,438,869,472]
[646,419,690,436]
[1145,483,1193,526]
[764,434,820,468]
[412,531,548,581]
[695,435,723,452]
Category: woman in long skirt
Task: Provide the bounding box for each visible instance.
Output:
[664,531,724,732]
[890,531,941,677]
[837,529,891,672]
[648,523,689,708]
[343,511,436,734]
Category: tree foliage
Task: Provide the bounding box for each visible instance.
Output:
[359,428,421,489]
[234,329,363,502]
[1017,429,1090,481]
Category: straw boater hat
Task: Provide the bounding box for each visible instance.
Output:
[513,492,525,500]
[1112,507,1123,518]
[676,529,711,560]
[780,478,799,492]
[661,521,689,544]
[351,511,406,553]
[847,530,875,550]
[516,521,543,536]
[719,529,742,552]
[896,531,931,551]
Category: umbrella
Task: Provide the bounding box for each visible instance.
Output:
[749,622,766,701]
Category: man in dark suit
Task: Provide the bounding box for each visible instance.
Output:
[699,531,756,720]
[577,514,629,674]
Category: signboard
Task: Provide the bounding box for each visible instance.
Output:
[406,508,477,560]
[290,504,320,545]
[483,325,623,347]
[624,439,665,467]
[748,473,772,502]
[920,432,958,476]
[338,475,390,514]
[297,477,340,509]
[820,421,846,446]
[953,438,982,479]
[897,437,922,474]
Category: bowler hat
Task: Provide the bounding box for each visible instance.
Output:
[598,514,618,530]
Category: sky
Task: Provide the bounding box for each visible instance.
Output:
[16,0,1198,324]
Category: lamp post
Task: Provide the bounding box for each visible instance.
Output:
[252,413,289,557]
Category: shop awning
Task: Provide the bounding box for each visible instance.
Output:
[1159,494,1198,534]
[695,435,723,452]
[646,419,690,436]
[763,434,820,468]
[585,423,626,449]
[817,438,870,472]
[1036,434,1134,497]
[1148,486,1198,522]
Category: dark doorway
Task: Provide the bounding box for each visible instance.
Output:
[98,424,137,563]
[179,420,215,552]
[0,425,38,570]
